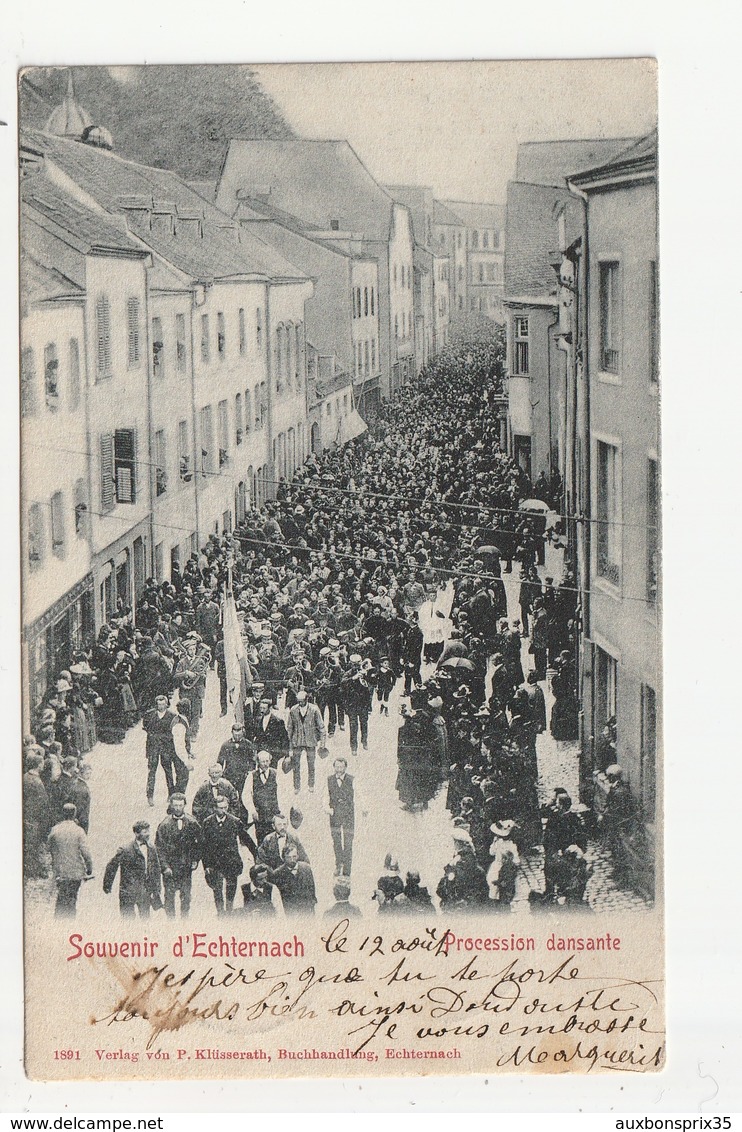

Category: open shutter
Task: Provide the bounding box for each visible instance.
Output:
[96,295,112,378]
[127,297,141,367]
[100,433,115,511]
[114,428,137,504]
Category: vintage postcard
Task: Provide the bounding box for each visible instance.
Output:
[19,59,662,1080]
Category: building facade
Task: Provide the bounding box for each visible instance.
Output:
[568,134,660,896]
[21,102,316,714]
[215,140,415,400]
[441,200,505,322]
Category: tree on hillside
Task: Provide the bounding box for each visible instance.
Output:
[19,65,295,180]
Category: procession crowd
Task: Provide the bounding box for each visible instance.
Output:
[23,339,634,921]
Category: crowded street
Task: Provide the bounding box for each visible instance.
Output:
[25,341,650,925]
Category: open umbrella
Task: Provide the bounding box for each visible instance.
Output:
[440,656,476,671]
[476,544,502,558]
[519,499,550,513]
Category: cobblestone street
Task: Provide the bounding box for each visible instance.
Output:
[27,540,649,927]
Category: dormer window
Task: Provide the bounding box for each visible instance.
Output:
[330,219,340,231]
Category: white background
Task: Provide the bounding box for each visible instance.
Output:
[1,0,741,1115]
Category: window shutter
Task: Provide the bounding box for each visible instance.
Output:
[21,347,37,417]
[96,295,112,378]
[114,428,137,504]
[100,433,115,511]
[127,297,141,367]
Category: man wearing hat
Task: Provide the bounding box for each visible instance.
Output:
[339,655,372,756]
[49,754,91,833]
[249,694,289,771]
[103,820,163,919]
[217,723,256,801]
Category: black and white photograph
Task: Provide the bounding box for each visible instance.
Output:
[17,59,666,1080]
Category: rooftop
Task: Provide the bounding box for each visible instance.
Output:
[568,130,658,188]
[216,139,398,243]
[504,180,581,298]
[21,172,147,258]
[440,199,504,229]
[515,137,640,187]
[23,129,308,284]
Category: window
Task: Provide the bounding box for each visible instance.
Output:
[295,324,303,386]
[364,341,370,375]
[21,347,37,417]
[239,308,246,356]
[596,645,618,729]
[478,264,485,283]
[244,388,252,433]
[256,307,263,348]
[371,339,376,371]
[255,382,262,427]
[395,314,399,338]
[154,429,167,496]
[50,492,65,558]
[457,231,462,249]
[649,260,659,385]
[344,393,349,415]
[114,429,137,503]
[126,297,141,368]
[641,684,657,820]
[513,316,529,376]
[218,399,229,468]
[393,265,398,287]
[330,218,340,231]
[483,231,489,248]
[175,313,187,373]
[597,440,621,586]
[200,405,214,475]
[352,289,357,319]
[152,316,164,378]
[370,287,375,316]
[235,392,243,445]
[27,502,45,571]
[599,261,621,374]
[100,433,115,512]
[200,314,210,363]
[68,338,80,411]
[44,343,59,408]
[364,287,369,316]
[488,264,496,281]
[178,419,191,482]
[74,477,87,536]
[471,231,479,249]
[647,457,659,604]
[217,311,226,359]
[458,265,463,282]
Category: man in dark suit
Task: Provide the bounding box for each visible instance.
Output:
[272,844,317,917]
[103,820,163,918]
[244,750,281,846]
[49,756,91,833]
[200,795,243,915]
[192,765,240,828]
[218,722,255,799]
[250,696,290,770]
[325,757,360,877]
[257,812,308,875]
[155,793,201,918]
